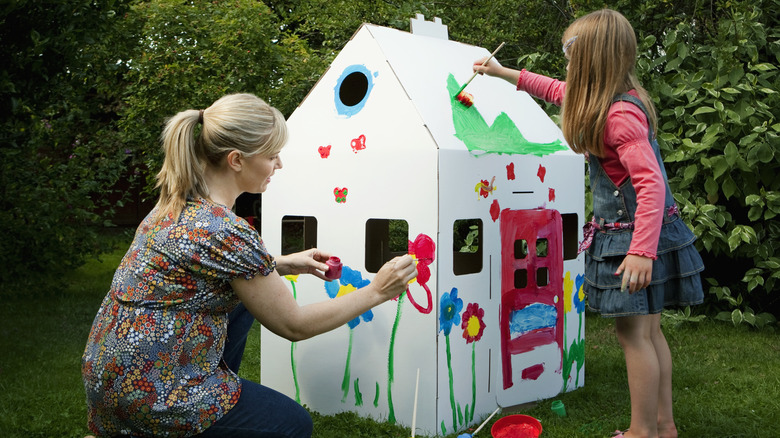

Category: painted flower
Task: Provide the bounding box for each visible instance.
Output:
[563,272,574,314]
[461,302,486,343]
[574,273,586,313]
[439,288,463,336]
[406,234,436,313]
[324,266,373,329]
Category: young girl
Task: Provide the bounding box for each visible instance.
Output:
[473,9,704,438]
[82,93,417,437]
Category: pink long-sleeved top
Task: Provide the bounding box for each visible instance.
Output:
[517,69,665,259]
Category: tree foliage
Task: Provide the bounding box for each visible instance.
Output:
[633,0,780,326]
[118,0,302,190]
[0,0,136,287]
[1,0,778,324]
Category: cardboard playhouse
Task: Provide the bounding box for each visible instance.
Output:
[259,15,586,437]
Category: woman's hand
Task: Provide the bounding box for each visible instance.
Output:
[232,253,417,342]
[371,255,418,301]
[274,248,332,280]
[615,254,653,293]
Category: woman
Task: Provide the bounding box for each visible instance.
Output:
[82,93,417,437]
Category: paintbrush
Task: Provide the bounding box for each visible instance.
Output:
[454,42,506,107]
[410,368,420,438]
[457,406,502,437]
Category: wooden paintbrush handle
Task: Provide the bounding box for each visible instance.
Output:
[456,42,506,96]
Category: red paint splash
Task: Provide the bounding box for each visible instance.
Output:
[521,363,545,380]
[333,187,348,203]
[350,134,366,153]
[478,176,496,198]
[490,199,501,222]
[479,180,491,197]
[537,164,546,182]
[318,145,331,158]
[548,188,556,202]
[406,234,435,314]
[506,162,516,180]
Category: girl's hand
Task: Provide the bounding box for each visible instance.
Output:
[274,248,332,280]
[371,255,418,301]
[615,254,653,294]
[472,56,503,77]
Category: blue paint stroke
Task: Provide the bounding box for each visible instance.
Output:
[438,288,463,336]
[324,265,373,328]
[574,274,586,313]
[509,303,557,337]
[334,64,375,117]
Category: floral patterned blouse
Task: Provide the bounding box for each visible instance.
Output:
[82,197,274,437]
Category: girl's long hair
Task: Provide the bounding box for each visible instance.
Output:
[153,93,287,222]
[560,9,657,157]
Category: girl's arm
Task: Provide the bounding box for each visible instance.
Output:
[472,57,521,86]
[605,102,666,293]
[472,58,565,105]
[230,255,417,341]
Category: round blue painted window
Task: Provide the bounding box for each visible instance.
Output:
[334,64,374,117]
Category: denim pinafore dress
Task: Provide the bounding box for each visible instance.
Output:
[584,93,705,317]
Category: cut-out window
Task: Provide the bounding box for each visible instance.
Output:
[561,213,579,260]
[536,238,548,257]
[514,239,528,259]
[281,216,317,255]
[339,71,369,106]
[365,219,408,273]
[335,65,374,117]
[453,219,483,275]
[514,269,528,289]
[537,267,549,287]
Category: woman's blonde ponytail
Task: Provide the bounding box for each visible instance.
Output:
[151,94,287,223]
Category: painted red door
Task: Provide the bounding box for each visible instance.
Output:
[499,209,564,389]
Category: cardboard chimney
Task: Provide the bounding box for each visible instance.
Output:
[259,15,586,436]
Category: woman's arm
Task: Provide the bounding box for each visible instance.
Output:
[230,254,417,341]
[273,248,332,279]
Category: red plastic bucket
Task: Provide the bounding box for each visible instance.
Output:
[490,414,543,438]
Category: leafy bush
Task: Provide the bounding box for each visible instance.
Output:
[635,1,779,326]
[117,0,335,196]
[0,0,136,288]
[2,0,777,326]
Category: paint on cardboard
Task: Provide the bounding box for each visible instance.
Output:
[447,75,567,156]
[335,64,376,117]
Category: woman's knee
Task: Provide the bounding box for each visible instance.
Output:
[289,404,313,437]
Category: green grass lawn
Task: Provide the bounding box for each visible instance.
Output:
[1,240,778,438]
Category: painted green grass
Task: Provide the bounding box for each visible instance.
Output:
[1,239,778,437]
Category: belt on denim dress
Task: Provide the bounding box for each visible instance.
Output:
[577,204,679,255]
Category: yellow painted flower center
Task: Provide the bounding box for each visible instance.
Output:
[466,316,481,337]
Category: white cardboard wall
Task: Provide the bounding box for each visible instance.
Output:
[259,21,585,437]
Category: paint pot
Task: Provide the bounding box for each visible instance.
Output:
[490,414,542,438]
[324,256,342,280]
[551,400,566,417]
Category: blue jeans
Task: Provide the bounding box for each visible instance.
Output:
[193,303,313,438]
